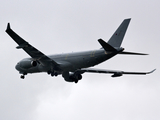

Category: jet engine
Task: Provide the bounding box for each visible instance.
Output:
[31,61,37,67]
[69,73,82,82]
[19,60,37,69]
[63,72,82,83]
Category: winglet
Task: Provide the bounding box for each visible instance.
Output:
[147,69,156,74]
[6,23,11,31]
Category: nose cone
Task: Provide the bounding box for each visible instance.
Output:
[15,63,20,71]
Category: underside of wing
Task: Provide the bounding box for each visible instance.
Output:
[79,68,156,77]
[6,23,59,69]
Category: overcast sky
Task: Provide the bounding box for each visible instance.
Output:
[0,0,160,120]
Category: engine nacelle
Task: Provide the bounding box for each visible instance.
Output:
[31,61,37,67]
[63,72,82,83]
[69,73,82,80]
[19,60,37,69]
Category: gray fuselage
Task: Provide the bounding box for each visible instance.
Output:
[15,49,116,75]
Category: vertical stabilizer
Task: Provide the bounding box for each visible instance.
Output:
[108,19,131,47]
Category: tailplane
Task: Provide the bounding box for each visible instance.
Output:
[119,51,148,55]
[98,39,117,51]
[108,18,131,47]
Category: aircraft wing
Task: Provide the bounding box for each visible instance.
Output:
[6,23,59,68]
[79,68,156,77]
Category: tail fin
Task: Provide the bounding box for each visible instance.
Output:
[108,18,131,47]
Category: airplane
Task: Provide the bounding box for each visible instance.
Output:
[6,18,155,83]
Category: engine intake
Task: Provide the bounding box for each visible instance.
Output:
[31,61,37,67]
[63,72,82,83]
[69,73,82,80]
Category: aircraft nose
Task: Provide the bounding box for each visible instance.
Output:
[15,62,20,71]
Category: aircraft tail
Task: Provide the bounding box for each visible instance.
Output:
[98,19,148,56]
[108,18,131,48]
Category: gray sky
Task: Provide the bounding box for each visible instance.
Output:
[0,0,160,120]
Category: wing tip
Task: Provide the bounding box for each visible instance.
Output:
[147,69,156,74]
[124,18,131,21]
[6,23,11,32]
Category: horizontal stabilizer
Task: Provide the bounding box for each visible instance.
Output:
[119,51,148,55]
[98,39,117,51]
